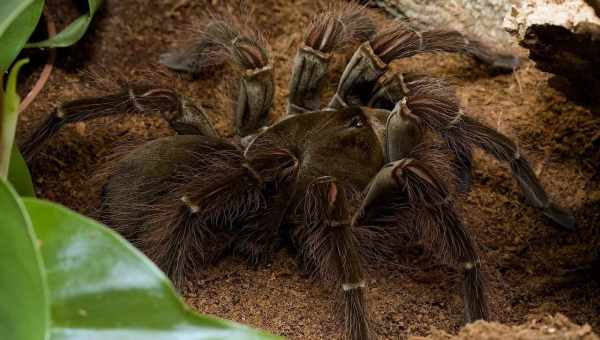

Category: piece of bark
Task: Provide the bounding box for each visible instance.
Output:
[504,0,600,105]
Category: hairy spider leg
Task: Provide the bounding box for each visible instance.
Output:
[360,70,575,230]
[353,159,490,323]
[290,176,371,340]
[21,86,215,162]
[159,16,274,138]
[287,3,375,114]
[101,135,299,288]
[328,24,470,108]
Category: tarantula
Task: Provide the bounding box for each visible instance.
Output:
[23,4,575,340]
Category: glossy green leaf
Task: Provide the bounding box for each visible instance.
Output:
[1,58,28,181]
[0,179,49,340]
[27,0,104,48]
[25,199,280,340]
[8,145,35,196]
[0,0,43,69]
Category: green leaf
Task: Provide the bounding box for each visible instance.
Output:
[8,145,35,197]
[0,179,49,340]
[24,198,280,340]
[0,0,43,70]
[27,0,104,48]
[0,58,29,181]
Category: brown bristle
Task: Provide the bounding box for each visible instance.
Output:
[305,15,345,53]
[100,136,272,287]
[371,27,417,63]
[21,85,180,162]
[233,37,269,69]
[160,12,270,73]
[369,23,468,63]
[464,262,490,321]
[231,144,300,263]
[304,2,375,53]
[290,177,372,339]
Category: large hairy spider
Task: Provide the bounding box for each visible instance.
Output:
[23,4,575,340]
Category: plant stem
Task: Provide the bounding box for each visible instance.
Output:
[0,59,28,180]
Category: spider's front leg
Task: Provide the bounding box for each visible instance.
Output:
[287,3,375,115]
[354,159,489,323]
[21,86,216,162]
[373,76,475,192]
[160,18,275,139]
[230,38,274,138]
[290,176,370,340]
[328,24,472,108]
[328,21,521,109]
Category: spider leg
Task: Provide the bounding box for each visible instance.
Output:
[368,71,475,191]
[291,176,370,340]
[460,115,576,230]
[346,0,521,71]
[232,145,300,262]
[287,3,375,114]
[21,86,216,162]
[231,39,273,138]
[328,24,471,108]
[365,71,575,230]
[465,38,521,71]
[102,136,254,287]
[160,17,274,138]
[159,20,234,73]
[383,98,423,162]
[354,159,489,323]
[101,135,299,287]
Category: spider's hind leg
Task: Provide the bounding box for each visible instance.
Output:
[101,136,251,287]
[102,135,300,287]
[231,145,300,263]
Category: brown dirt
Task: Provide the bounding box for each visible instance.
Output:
[17,0,600,339]
[411,314,598,340]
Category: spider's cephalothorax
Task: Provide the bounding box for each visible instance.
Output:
[23,3,575,339]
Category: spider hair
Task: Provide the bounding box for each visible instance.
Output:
[20,85,180,162]
[304,2,376,53]
[370,22,467,63]
[290,178,371,340]
[160,12,270,73]
[99,137,266,286]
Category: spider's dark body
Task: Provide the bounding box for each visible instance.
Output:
[23,3,575,339]
[101,107,385,268]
